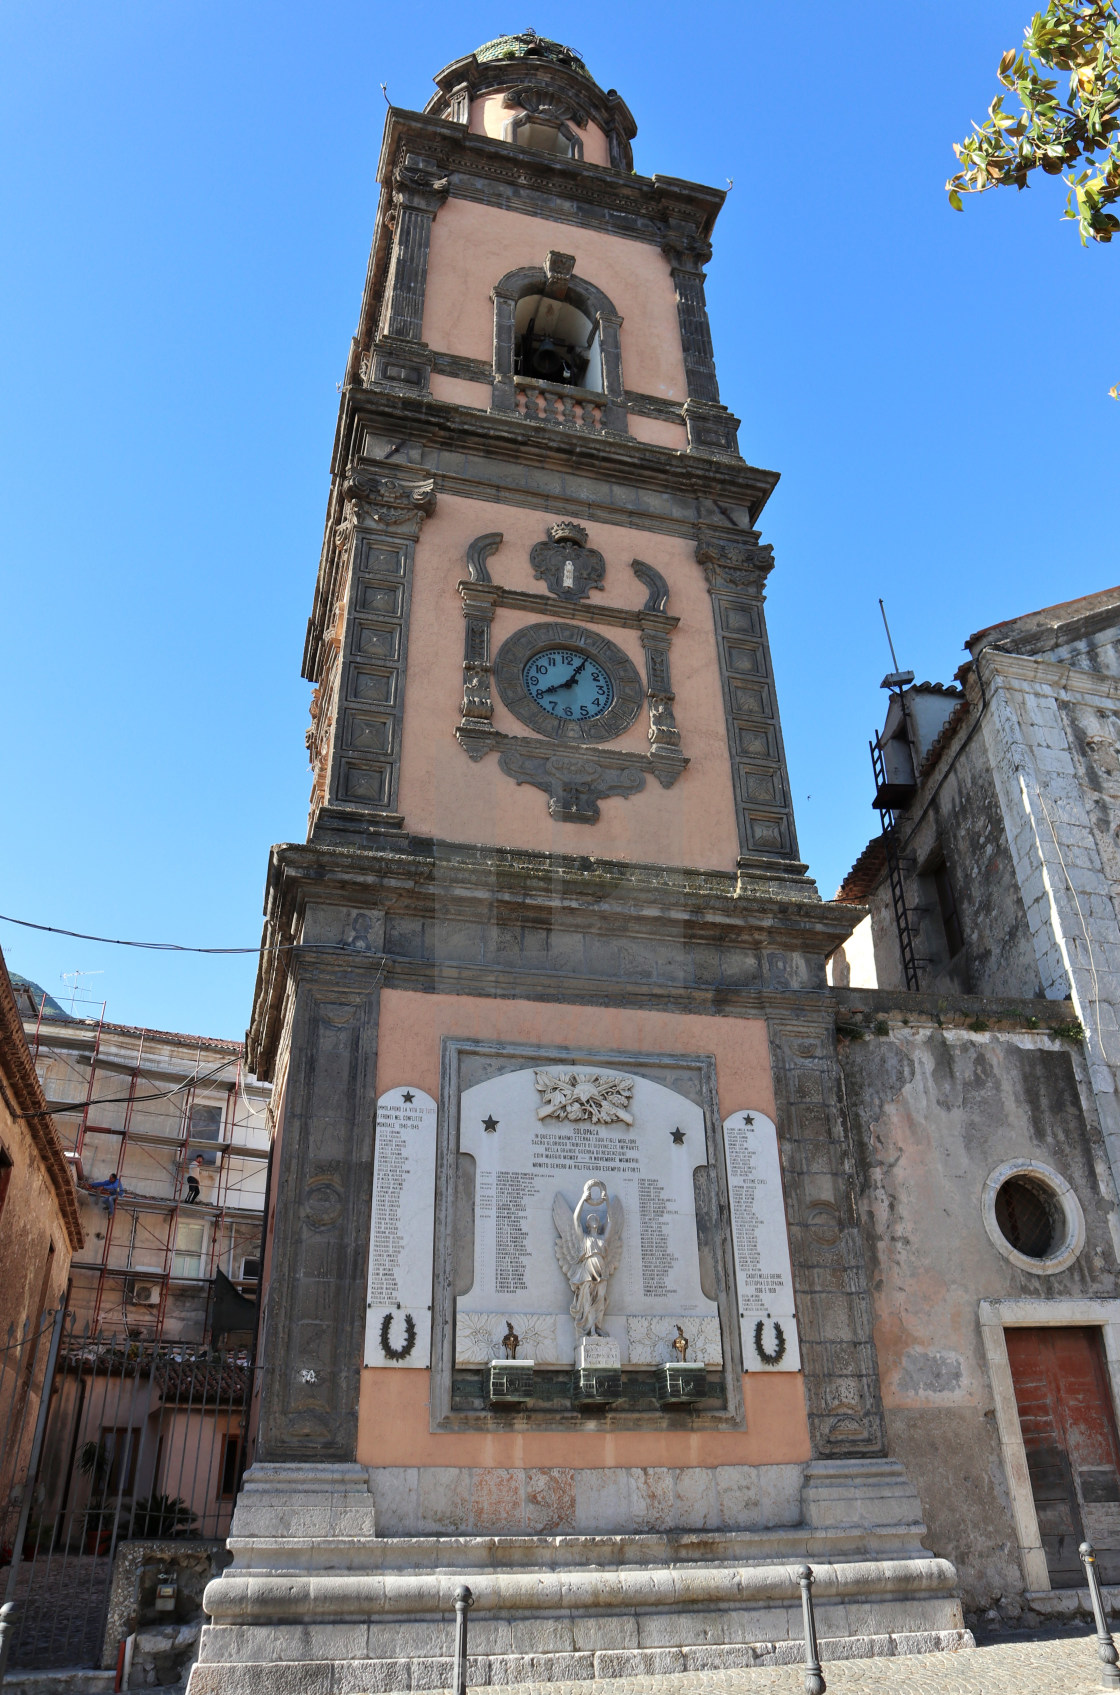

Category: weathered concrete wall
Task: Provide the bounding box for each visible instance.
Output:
[837,1002,1120,1612]
[854,691,1043,1001]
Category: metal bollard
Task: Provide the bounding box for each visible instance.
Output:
[0,1601,18,1685]
[453,1583,474,1695]
[795,1564,826,1695]
[1080,1542,1120,1689]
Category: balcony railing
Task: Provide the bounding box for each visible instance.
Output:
[514,378,605,432]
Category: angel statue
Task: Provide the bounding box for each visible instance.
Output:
[553,1178,625,1337]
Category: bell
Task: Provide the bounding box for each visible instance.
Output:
[529,338,571,382]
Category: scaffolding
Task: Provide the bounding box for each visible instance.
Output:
[27,1006,271,1341]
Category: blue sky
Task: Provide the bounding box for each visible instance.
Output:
[2,1,1116,1040]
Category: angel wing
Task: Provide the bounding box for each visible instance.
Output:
[604,1194,625,1277]
[552,1192,583,1283]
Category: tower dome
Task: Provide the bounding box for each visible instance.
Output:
[425,31,635,171]
[472,30,592,80]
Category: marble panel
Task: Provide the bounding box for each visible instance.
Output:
[364,1085,437,1367]
[456,1065,720,1364]
[722,1107,801,1372]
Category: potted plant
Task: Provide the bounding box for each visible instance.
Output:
[128,1493,198,1538]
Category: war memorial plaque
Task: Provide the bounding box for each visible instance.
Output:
[363,1085,437,1368]
[455,1065,723,1366]
[722,1108,800,1372]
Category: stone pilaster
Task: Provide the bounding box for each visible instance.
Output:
[663,239,719,404]
[698,535,802,869]
[312,473,435,843]
[768,1014,887,1459]
[255,958,384,1463]
[380,154,449,344]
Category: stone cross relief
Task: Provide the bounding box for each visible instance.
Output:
[552,1179,625,1338]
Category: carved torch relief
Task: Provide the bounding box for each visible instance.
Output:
[455,525,687,821]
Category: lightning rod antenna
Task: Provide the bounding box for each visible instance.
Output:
[879,598,901,673]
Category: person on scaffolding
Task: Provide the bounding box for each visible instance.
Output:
[184,1154,204,1204]
[87,1171,124,1215]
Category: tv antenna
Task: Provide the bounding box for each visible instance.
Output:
[878,599,914,691]
[60,969,104,1013]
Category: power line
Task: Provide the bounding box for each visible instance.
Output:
[0,912,274,955]
[21,1054,239,1120]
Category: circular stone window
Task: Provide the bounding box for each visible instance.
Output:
[982,1160,1085,1275]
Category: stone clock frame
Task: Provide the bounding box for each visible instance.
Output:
[430,1035,748,1433]
[455,528,688,821]
[493,621,645,744]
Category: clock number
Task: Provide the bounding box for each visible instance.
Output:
[522,647,614,722]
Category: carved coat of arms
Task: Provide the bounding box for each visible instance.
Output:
[534,1069,635,1125]
[530,522,606,602]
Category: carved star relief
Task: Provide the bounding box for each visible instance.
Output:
[401,1091,415,1104]
[742,1113,755,1127]
[671,1127,685,1145]
[482,1115,499,1133]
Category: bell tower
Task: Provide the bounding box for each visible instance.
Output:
[192,34,965,1695]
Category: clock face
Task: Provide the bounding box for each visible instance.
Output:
[494,621,643,743]
[522,647,615,722]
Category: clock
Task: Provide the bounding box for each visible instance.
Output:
[493,621,645,744]
[523,648,614,722]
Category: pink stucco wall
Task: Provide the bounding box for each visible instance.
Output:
[394,493,741,870]
[421,197,689,401]
[356,988,808,1468]
[469,95,613,169]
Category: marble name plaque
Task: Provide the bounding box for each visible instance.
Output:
[579,1335,621,1369]
[364,1085,437,1368]
[456,1065,721,1367]
[722,1108,800,1372]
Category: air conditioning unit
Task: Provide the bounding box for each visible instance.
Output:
[127,1279,161,1305]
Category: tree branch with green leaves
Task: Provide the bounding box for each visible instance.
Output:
[947,1,1120,245]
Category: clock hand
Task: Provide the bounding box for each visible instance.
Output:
[538,657,590,695]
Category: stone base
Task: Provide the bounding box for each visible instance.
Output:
[187,1460,970,1695]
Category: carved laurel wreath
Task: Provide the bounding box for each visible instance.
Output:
[753,1318,787,1367]
[380,1311,417,1361]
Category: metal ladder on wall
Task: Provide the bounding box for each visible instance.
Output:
[870,737,921,992]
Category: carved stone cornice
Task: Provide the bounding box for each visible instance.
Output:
[503,86,589,129]
[661,235,713,274]
[491,736,686,823]
[246,837,843,1078]
[696,535,776,597]
[390,153,450,217]
[342,470,436,536]
[345,385,777,521]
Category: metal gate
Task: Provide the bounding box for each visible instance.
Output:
[0,1307,252,1670]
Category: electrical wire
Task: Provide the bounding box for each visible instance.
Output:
[0,912,277,954]
[21,1053,239,1120]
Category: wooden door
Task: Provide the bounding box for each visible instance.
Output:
[1006,1326,1120,1586]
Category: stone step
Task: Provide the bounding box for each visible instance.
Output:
[187,1631,976,1695]
[1,1672,116,1695]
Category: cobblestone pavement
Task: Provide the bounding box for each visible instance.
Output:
[469,1632,1112,1694]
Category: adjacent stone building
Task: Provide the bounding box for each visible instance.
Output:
[0,946,83,1532]
[14,981,270,1345]
[0,948,82,1345]
[830,587,1120,1618]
